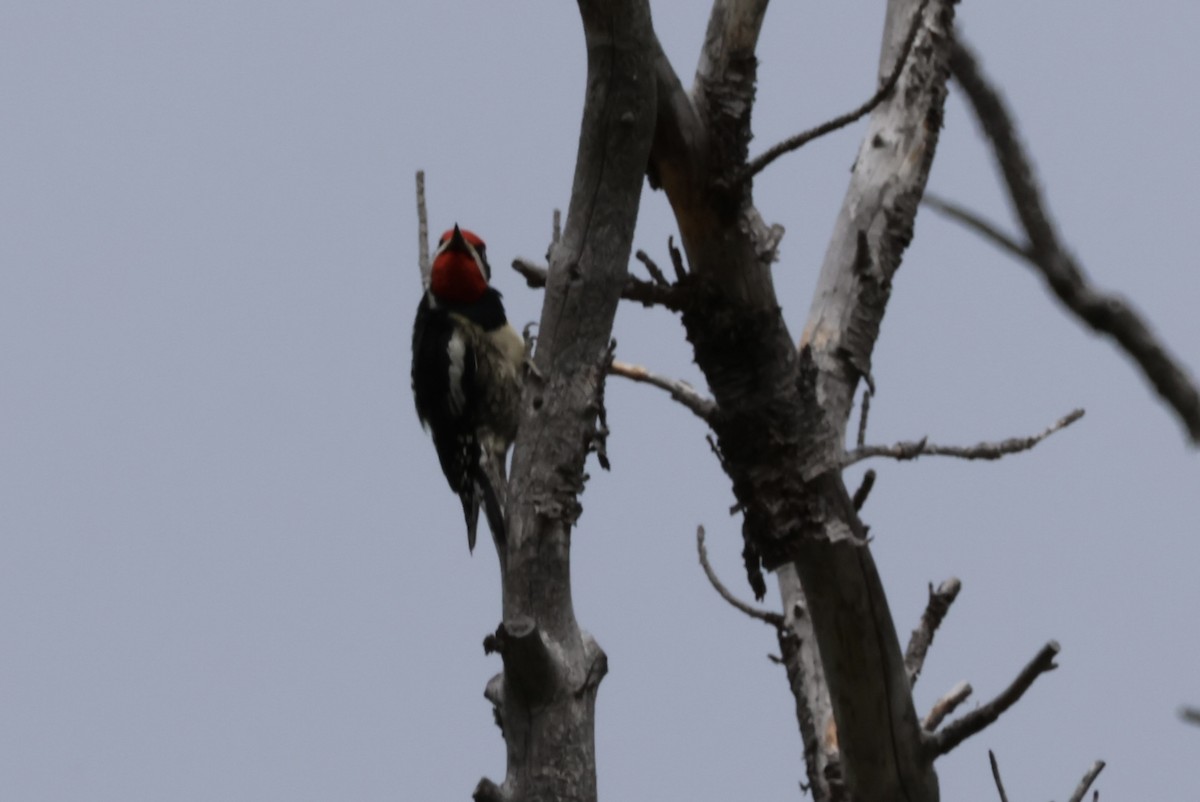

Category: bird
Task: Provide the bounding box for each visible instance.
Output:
[411,225,524,552]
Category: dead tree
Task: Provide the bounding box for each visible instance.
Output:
[418,1,1199,800]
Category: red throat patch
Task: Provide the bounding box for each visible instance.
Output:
[430,248,487,304]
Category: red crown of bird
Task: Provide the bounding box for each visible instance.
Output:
[430,225,488,304]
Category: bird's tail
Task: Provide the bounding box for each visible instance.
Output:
[476,448,508,548]
[459,489,481,553]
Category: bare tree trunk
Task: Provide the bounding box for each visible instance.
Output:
[645,1,954,799]
[474,2,657,801]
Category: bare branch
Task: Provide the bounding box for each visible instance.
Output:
[776,566,841,802]
[1066,760,1106,802]
[1180,705,1200,726]
[635,249,669,286]
[513,257,683,310]
[855,387,872,448]
[988,750,1010,802]
[851,469,876,511]
[926,640,1060,757]
[511,257,548,285]
[552,208,561,246]
[697,526,784,627]
[472,778,506,802]
[906,577,962,686]
[742,0,929,181]
[950,37,1200,445]
[922,192,1029,262]
[922,680,972,731]
[416,170,430,287]
[846,408,1084,466]
[668,236,687,282]
[610,359,716,421]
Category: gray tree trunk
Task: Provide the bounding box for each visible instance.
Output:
[474,2,656,801]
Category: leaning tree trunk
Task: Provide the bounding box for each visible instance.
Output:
[473,2,657,801]
[644,0,955,799]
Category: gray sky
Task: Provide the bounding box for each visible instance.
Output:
[3,2,1198,799]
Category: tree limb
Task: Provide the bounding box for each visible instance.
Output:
[776,565,843,802]
[949,36,1200,445]
[925,640,1060,757]
[855,388,872,448]
[922,680,972,731]
[635,249,669,286]
[696,526,783,627]
[741,0,929,181]
[1066,760,1106,802]
[905,577,962,687]
[512,257,683,310]
[922,192,1029,262]
[850,469,876,511]
[610,359,716,421]
[845,408,1084,466]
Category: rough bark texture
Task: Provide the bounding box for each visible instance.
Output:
[476,2,656,800]
[645,1,955,800]
[777,564,844,801]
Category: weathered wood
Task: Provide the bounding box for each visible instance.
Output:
[645,1,956,800]
[787,2,956,798]
[777,564,843,801]
[477,2,657,800]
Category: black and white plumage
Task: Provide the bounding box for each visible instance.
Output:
[411,226,523,552]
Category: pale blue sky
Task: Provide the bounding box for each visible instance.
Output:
[2,2,1198,800]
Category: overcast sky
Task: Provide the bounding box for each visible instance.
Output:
[3,2,1199,800]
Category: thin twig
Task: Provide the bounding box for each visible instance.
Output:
[697,526,783,627]
[856,387,872,448]
[668,236,687,282]
[988,750,1010,802]
[925,640,1060,757]
[906,577,963,686]
[949,37,1200,445]
[1066,760,1106,802]
[610,359,716,422]
[416,170,430,287]
[635,249,670,286]
[851,469,876,511]
[741,0,929,181]
[923,680,973,731]
[512,258,683,310]
[923,192,1029,262]
[845,408,1084,466]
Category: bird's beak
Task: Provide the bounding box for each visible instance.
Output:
[449,224,467,250]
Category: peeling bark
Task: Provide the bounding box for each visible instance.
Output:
[645,1,956,800]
